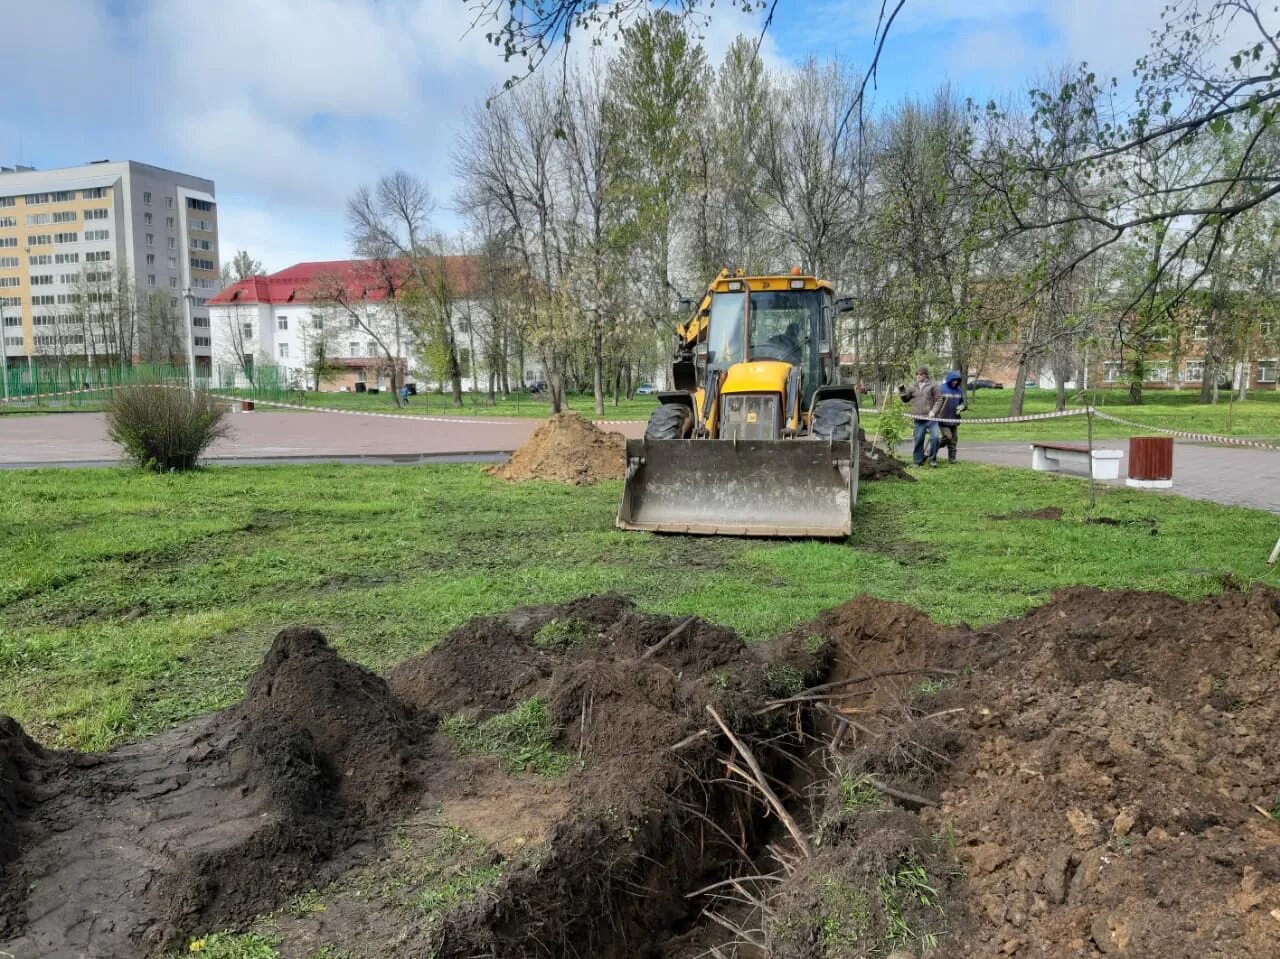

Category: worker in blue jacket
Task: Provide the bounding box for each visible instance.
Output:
[937,371,967,463]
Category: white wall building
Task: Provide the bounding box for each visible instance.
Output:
[209,258,534,392]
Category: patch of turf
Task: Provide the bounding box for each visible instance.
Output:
[182,931,279,958]
[442,698,577,776]
[0,462,1274,749]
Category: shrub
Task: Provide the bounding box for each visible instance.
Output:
[874,397,910,458]
[106,386,231,472]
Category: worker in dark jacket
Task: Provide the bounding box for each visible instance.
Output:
[937,370,966,463]
[899,367,943,466]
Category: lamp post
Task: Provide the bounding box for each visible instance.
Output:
[0,303,9,403]
[182,287,197,396]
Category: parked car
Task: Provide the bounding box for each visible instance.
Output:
[527,380,547,394]
[635,383,657,395]
[967,378,1005,391]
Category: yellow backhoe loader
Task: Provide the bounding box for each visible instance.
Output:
[617,268,860,537]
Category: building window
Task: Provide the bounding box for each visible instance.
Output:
[85,229,110,241]
[312,316,324,330]
[165,196,174,209]
[144,212,153,225]
[168,237,176,250]
[278,343,289,359]
[3,314,21,326]
[194,335,211,347]
[1261,318,1276,337]
[0,196,14,207]
[243,322,253,339]
[52,211,77,223]
[147,274,156,287]
[1147,365,1169,383]
[85,250,111,263]
[0,296,20,307]
[1260,359,1278,384]
[24,193,50,205]
[143,191,152,205]
[53,253,77,264]
[31,294,55,305]
[84,208,109,220]
[187,198,214,212]
[1184,360,1205,382]
[170,277,178,288]
[277,316,288,330]
[30,254,52,265]
[146,253,155,265]
[58,273,78,283]
[53,233,78,244]
[25,213,50,225]
[30,275,53,286]
[0,256,17,268]
[27,234,52,246]
[192,316,209,327]
[0,216,14,228]
[190,218,214,231]
[0,277,19,288]
[82,188,107,199]
[167,256,177,269]
[1102,361,1123,382]
[349,340,360,356]
[0,237,15,249]
[145,233,154,246]
[189,238,212,251]
[190,257,215,271]
[166,216,175,229]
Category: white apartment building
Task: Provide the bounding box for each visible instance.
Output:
[0,160,220,371]
[209,258,527,392]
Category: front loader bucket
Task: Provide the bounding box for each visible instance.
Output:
[617,438,859,538]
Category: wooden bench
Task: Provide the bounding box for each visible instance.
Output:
[1030,442,1122,480]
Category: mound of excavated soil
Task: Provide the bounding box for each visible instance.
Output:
[488,411,626,485]
[754,586,1280,959]
[4,587,1276,958]
[0,596,821,958]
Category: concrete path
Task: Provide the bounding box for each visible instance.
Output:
[0,410,646,468]
[3,410,1276,514]
[955,439,1280,514]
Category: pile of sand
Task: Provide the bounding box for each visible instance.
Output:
[488,412,625,485]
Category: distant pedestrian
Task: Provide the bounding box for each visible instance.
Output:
[899,367,943,466]
[937,370,966,463]
[399,384,410,405]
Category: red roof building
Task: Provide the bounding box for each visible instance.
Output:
[209,256,483,307]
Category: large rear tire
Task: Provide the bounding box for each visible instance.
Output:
[645,403,694,439]
[811,398,856,443]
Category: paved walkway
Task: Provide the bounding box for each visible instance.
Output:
[3,410,1276,514]
[955,439,1280,514]
[0,410,646,468]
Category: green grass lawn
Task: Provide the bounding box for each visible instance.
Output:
[1,462,1275,752]
[860,386,1280,442]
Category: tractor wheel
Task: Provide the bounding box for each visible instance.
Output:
[811,398,856,443]
[645,403,694,439]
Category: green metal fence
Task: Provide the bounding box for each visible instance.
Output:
[0,362,293,406]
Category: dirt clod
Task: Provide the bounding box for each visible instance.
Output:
[487,411,625,485]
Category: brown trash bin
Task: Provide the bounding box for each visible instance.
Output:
[1126,436,1173,488]
[241,400,255,412]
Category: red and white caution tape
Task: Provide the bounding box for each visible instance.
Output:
[0,385,118,404]
[1091,410,1280,451]
[909,408,1092,427]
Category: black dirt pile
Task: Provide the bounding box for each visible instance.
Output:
[0,597,823,959]
[732,586,1280,958]
[0,717,50,876]
[859,442,914,482]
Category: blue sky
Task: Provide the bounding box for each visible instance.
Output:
[1,0,1173,272]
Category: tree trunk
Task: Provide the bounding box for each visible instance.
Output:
[592,317,604,417]
[1009,354,1030,417]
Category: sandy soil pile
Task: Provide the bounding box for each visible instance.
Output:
[488,412,626,485]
